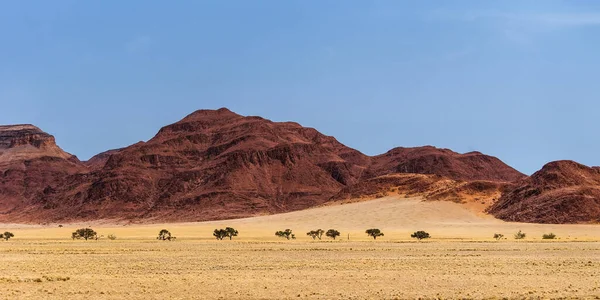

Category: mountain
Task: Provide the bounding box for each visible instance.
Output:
[0,109,525,223]
[488,160,600,224]
[366,146,524,182]
[0,125,85,216]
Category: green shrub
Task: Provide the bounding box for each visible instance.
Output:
[72,228,97,241]
[542,233,556,240]
[411,231,431,240]
[157,229,175,241]
[326,229,341,240]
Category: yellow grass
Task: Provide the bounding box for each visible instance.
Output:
[1,196,599,299]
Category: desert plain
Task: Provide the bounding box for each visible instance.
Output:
[1,196,599,299]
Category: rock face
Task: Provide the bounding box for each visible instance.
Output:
[489,161,600,224]
[367,146,525,182]
[0,109,528,223]
[0,125,84,216]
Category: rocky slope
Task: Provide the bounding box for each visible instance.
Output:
[0,109,529,223]
[488,160,600,223]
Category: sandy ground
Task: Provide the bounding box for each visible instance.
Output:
[1,196,599,299]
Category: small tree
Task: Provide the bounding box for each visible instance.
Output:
[275,229,294,240]
[326,229,340,240]
[213,229,227,240]
[493,233,504,241]
[157,229,175,241]
[225,227,238,240]
[107,234,117,240]
[411,231,431,240]
[514,230,526,240]
[366,229,384,240]
[72,228,97,241]
[542,233,556,240]
[306,229,324,240]
[1,232,14,241]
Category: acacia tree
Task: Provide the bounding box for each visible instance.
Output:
[72,228,97,241]
[213,229,226,240]
[275,229,294,240]
[365,229,384,240]
[411,231,431,240]
[326,229,340,240]
[157,229,175,241]
[306,229,324,240]
[224,227,238,240]
[0,232,14,241]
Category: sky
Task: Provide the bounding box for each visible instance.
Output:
[1,1,599,175]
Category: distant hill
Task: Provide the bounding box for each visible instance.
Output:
[489,160,600,224]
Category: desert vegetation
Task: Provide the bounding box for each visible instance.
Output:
[157,229,176,241]
[326,229,340,240]
[514,230,526,240]
[306,229,324,240]
[0,232,14,241]
[275,229,295,240]
[365,229,384,240]
[493,233,504,240]
[71,228,97,240]
[213,227,239,240]
[411,231,431,240]
[542,233,557,239]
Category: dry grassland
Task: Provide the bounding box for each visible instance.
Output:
[1,197,599,299]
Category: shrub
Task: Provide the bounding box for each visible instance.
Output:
[493,233,504,241]
[157,229,175,241]
[275,229,294,240]
[306,229,324,240]
[411,231,430,240]
[0,232,14,241]
[213,227,238,240]
[71,228,97,241]
[542,233,556,240]
[326,229,340,240]
[365,229,384,240]
[107,234,117,240]
[514,230,526,240]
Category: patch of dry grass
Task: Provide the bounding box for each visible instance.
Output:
[1,197,599,299]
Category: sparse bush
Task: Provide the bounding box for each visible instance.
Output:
[493,233,504,241]
[107,234,117,240]
[306,229,324,240]
[542,233,556,240]
[365,229,384,240]
[157,229,175,241]
[326,229,340,240]
[71,228,97,241]
[411,231,430,240]
[0,232,14,241]
[275,229,294,240]
[514,230,526,240]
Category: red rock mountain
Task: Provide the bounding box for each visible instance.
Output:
[0,109,527,223]
[0,125,84,216]
[367,146,524,182]
[489,160,600,224]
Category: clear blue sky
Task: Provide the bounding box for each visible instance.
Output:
[2,1,599,175]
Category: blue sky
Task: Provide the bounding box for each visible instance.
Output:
[1,1,599,175]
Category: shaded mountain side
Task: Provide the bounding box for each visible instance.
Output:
[0,108,526,223]
[488,161,600,224]
[332,173,508,211]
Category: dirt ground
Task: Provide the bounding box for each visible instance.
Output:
[1,197,599,299]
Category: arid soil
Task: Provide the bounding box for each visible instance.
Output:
[1,197,599,299]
